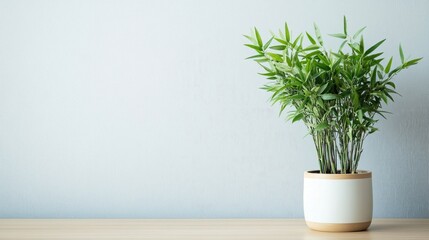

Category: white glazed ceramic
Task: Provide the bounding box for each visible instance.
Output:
[303,170,373,232]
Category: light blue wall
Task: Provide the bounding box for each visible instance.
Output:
[0,0,428,218]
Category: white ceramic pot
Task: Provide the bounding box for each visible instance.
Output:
[303,170,372,232]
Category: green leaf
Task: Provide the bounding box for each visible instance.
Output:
[314,61,330,71]
[359,36,364,53]
[352,27,366,40]
[263,37,273,50]
[254,58,269,63]
[347,127,353,140]
[279,103,287,116]
[315,122,329,131]
[274,38,288,45]
[292,34,302,48]
[269,45,286,50]
[365,52,383,60]
[254,27,263,47]
[364,39,385,56]
[303,44,319,51]
[266,52,283,62]
[386,88,399,96]
[329,33,347,39]
[403,57,423,68]
[285,22,290,42]
[386,81,396,89]
[352,90,360,108]
[385,57,393,73]
[319,53,330,65]
[369,127,378,134]
[317,83,329,94]
[343,16,347,35]
[243,34,256,45]
[245,54,264,60]
[370,67,377,87]
[320,93,338,100]
[331,59,341,71]
[288,94,305,100]
[377,62,385,72]
[257,62,272,72]
[278,29,285,40]
[306,32,316,44]
[380,93,388,103]
[388,66,401,77]
[399,44,404,64]
[313,23,323,46]
[304,50,321,59]
[258,72,276,76]
[349,43,361,53]
[292,113,303,123]
[375,110,389,119]
[271,85,287,98]
[339,40,347,51]
[357,110,364,123]
[244,44,262,52]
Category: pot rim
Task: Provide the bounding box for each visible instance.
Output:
[304,170,372,179]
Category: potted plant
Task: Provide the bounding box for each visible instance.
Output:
[244,17,421,232]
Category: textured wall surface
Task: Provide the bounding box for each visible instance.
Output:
[0,0,428,218]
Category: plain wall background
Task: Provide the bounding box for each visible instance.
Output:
[0,0,428,218]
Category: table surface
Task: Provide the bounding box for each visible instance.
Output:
[0,219,428,240]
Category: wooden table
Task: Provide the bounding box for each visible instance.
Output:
[0,219,428,239]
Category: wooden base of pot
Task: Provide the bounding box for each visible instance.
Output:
[305,221,371,232]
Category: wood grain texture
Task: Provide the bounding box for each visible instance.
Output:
[0,219,428,240]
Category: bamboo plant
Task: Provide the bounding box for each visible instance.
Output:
[244,17,421,174]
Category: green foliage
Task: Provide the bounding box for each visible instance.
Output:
[244,17,421,174]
